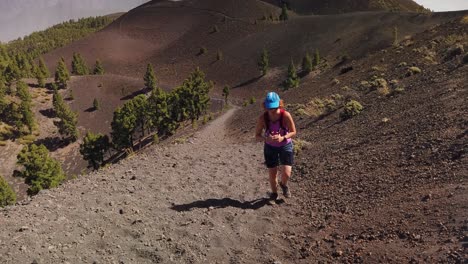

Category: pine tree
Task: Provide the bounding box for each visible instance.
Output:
[132,95,149,138]
[93,59,104,75]
[279,4,289,21]
[173,67,212,123]
[147,87,171,136]
[302,51,313,74]
[38,57,49,78]
[16,81,31,103]
[4,63,21,85]
[111,100,137,150]
[56,106,78,142]
[222,85,230,104]
[0,175,16,207]
[17,144,65,195]
[71,52,89,75]
[52,90,66,117]
[313,49,321,68]
[54,57,70,89]
[80,131,110,170]
[284,60,300,90]
[20,100,35,134]
[144,63,157,90]
[258,48,269,76]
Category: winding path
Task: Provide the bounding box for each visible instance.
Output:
[0,108,301,264]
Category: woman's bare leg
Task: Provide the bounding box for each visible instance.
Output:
[280,165,292,186]
[268,167,279,193]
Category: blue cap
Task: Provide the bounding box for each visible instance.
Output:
[264,92,280,109]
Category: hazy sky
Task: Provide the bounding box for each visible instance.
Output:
[414,0,468,11]
[0,0,149,42]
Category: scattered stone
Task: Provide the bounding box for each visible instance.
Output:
[19,226,29,232]
[422,194,432,202]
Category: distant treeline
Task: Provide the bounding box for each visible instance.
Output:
[0,16,114,84]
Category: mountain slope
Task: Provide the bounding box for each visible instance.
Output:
[261,0,427,14]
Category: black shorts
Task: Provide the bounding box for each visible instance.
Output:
[264,142,294,168]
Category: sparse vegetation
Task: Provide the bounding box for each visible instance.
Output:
[199,47,207,55]
[93,59,104,75]
[289,94,345,118]
[302,52,313,74]
[340,100,363,120]
[0,175,16,207]
[406,66,422,76]
[93,98,100,110]
[222,85,230,104]
[249,97,256,104]
[258,48,269,76]
[293,139,308,156]
[313,49,321,68]
[284,60,300,90]
[279,4,289,21]
[393,26,399,46]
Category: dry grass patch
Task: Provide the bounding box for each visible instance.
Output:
[461,15,468,24]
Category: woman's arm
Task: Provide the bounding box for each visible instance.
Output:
[282,111,296,141]
[255,115,266,142]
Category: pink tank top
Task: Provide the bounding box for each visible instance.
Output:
[265,117,292,147]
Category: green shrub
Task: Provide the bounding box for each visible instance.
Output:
[243,100,248,107]
[340,100,363,120]
[394,87,405,94]
[332,78,340,85]
[293,139,308,156]
[406,66,422,76]
[153,134,159,144]
[202,115,209,125]
[398,62,407,67]
[249,97,256,104]
[294,108,308,116]
[17,144,65,195]
[199,47,207,55]
[0,176,16,207]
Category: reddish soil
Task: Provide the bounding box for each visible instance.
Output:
[0,0,466,262]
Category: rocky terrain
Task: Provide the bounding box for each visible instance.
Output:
[0,0,467,263]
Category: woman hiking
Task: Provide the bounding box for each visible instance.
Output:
[255,92,297,204]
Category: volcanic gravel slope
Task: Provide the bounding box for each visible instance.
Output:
[227,18,468,263]
[0,108,311,264]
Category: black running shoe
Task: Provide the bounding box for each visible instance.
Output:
[267,192,278,205]
[280,183,291,198]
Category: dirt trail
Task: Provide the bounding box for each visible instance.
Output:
[0,108,303,264]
